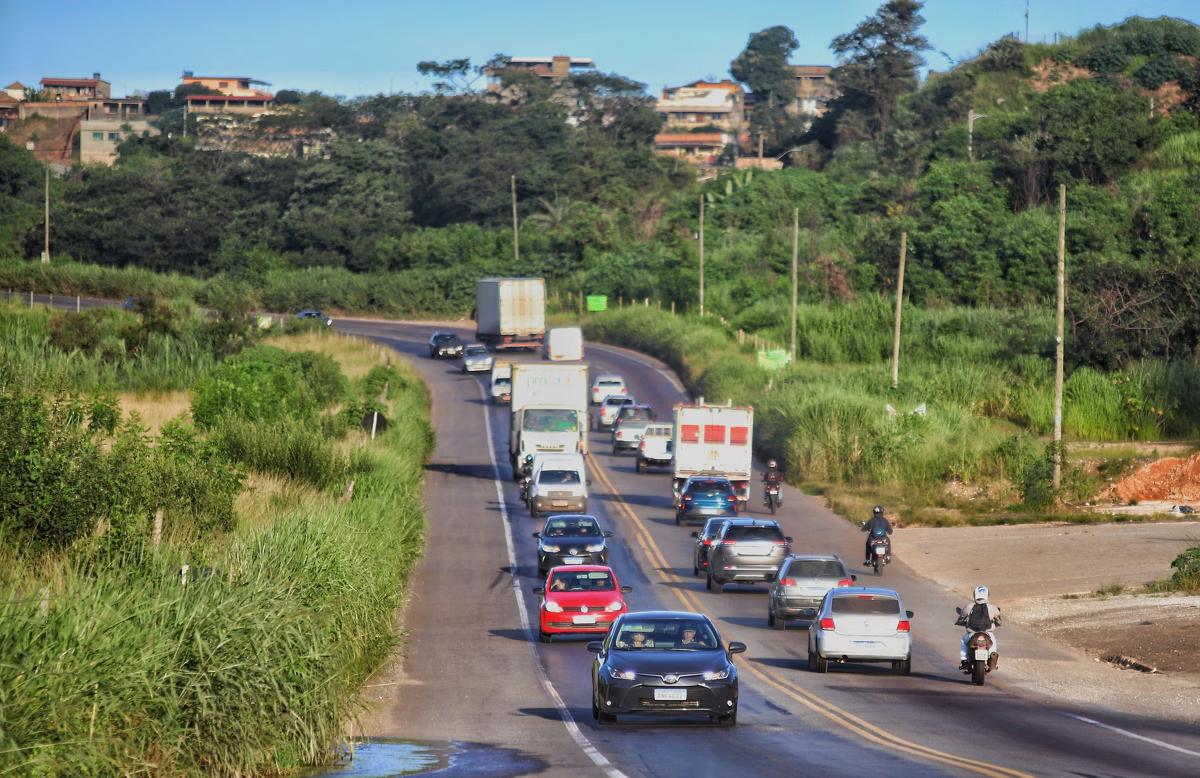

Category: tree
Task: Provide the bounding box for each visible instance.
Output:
[828,0,930,142]
[731,26,800,152]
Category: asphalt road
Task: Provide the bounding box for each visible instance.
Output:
[338,319,1200,778]
[25,294,1200,777]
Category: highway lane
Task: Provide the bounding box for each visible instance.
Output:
[339,319,1200,778]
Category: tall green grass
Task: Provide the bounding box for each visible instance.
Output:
[0,359,433,776]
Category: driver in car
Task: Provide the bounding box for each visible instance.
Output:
[619,631,654,648]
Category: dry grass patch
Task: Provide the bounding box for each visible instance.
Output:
[270,330,389,380]
[234,471,327,532]
[117,390,192,434]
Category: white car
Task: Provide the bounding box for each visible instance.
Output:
[591,375,627,405]
[596,395,634,429]
[636,423,673,473]
[529,454,589,518]
[461,343,494,373]
[807,587,913,675]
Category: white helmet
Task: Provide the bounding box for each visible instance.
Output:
[973,585,989,604]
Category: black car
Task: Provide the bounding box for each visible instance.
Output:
[690,517,733,577]
[428,332,463,358]
[588,611,745,726]
[533,515,613,577]
[296,309,332,326]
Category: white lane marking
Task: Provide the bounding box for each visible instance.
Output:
[1065,714,1200,758]
[477,381,629,778]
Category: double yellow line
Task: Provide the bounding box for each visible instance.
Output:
[586,453,1031,778]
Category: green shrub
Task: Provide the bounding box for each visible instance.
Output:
[1134,55,1187,89]
[213,415,348,489]
[191,346,346,428]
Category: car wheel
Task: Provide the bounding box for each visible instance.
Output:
[636,458,643,473]
[674,511,682,526]
[539,630,552,644]
[707,571,721,593]
[893,654,912,675]
[594,699,617,725]
[717,707,737,727]
[692,561,699,576]
[611,446,618,456]
[767,608,778,629]
[809,646,828,673]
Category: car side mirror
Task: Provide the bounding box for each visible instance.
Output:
[727,641,747,655]
[532,587,545,595]
[850,574,857,582]
[620,586,633,593]
[532,532,541,539]
[586,641,604,654]
[690,531,699,538]
[785,536,793,543]
[906,610,914,619]
[603,530,614,538]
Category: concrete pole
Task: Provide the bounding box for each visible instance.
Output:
[42,167,49,264]
[511,175,520,263]
[698,195,705,316]
[1053,184,1067,490]
[890,232,908,390]
[790,207,799,359]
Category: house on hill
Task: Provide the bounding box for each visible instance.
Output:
[180,71,275,114]
[41,73,110,101]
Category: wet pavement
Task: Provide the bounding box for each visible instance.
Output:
[306,739,546,777]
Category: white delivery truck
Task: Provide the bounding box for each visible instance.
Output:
[476,277,546,350]
[545,326,584,361]
[672,401,754,509]
[509,363,590,476]
[490,361,513,404]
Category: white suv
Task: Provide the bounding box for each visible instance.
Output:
[591,375,627,405]
[596,395,634,429]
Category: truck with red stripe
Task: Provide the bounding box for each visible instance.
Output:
[671,401,754,510]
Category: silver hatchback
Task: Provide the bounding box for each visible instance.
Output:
[767,555,855,628]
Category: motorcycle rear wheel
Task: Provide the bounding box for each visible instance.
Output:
[971,659,987,686]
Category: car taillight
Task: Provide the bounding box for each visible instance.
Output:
[836,578,854,587]
[727,495,736,502]
[819,617,836,630]
[682,496,692,503]
[772,540,788,545]
[896,620,911,633]
[778,578,796,586]
[639,440,646,450]
[702,539,712,546]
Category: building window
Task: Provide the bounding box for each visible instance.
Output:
[108,132,119,141]
[219,81,229,88]
[92,132,103,141]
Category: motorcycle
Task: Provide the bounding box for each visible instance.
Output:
[520,475,533,506]
[956,607,998,686]
[763,482,781,515]
[859,525,891,576]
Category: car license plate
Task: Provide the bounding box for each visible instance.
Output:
[974,648,990,661]
[573,614,597,625]
[562,556,584,564]
[654,688,687,701]
[552,501,568,507]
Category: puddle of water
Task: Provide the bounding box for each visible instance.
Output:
[304,739,449,777]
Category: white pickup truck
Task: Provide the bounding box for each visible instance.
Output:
[636,423,673,473]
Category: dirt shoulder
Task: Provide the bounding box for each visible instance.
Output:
[899,521,1200,723]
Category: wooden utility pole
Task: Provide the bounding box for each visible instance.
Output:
[511,175,520,263]
[790,207,799,358]
[758,134,764,164]
[890,231,908,389]
[1053,184,1067,489]
[41,167,49,264]
[698,194,705,316]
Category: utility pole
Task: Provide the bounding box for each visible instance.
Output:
[891,232,907,389]
[1025,0,1030,43]
[1052,184,1067,490]
[182,98,187,138]
[967,109,987,162]
[698,194,705,316]
[758,133,764,165]
[790,207,799,359]
[511,174,520,263]
[41,167,49,264]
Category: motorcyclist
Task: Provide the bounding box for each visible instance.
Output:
[762,460,783,506]
[861,505,893,565]
[956,585,1001,671]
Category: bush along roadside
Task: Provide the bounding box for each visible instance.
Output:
[0,338,433,775]
[581,306,1176,525]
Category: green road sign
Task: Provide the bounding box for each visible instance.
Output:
[586,295,608,312]
[756,349,791,371]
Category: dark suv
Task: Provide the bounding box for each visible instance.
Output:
[706,519,792,593]
[428,332,463,359]
[691,517,732,577]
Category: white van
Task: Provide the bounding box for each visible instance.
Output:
[528,453,588,518]
[490,362,513,404]
[545,327,584,361]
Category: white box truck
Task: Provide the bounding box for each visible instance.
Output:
[672,401,754,509]
[545,326,584,361]
[509,363,590,476]
[476,277,545,350]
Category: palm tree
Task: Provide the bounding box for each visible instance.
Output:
[525,195,581,231]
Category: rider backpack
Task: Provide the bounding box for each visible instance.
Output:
[967,602,992,632]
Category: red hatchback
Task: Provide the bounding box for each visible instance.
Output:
[533,566,632,643]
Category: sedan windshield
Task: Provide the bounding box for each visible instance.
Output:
[524,409,579,432]
[548,570,614,591]
[831,596,901,615]
[545,518,600,537]
[613,619,719,650]
[434,334,458,344]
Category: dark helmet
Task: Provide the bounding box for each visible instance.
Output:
[873,505,884,517]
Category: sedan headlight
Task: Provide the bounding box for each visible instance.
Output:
[540,544,561,553]
[703,668,730,681]
[544,600,563,613]
[604,600,623,612]
[609,666,636,680]
[585,543,605,553]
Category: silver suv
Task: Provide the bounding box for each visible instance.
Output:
[706,519,792,593]
[767,555,856,628]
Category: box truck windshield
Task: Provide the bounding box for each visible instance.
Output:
[524,409,579,432]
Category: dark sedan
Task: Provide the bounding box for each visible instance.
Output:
[589,611,745,726]
[534,515,613,577]
[690,517,732,577]
[428,332,464,358]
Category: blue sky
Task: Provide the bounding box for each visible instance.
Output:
[3,1,1197,98]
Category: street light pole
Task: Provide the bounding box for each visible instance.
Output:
[967,109,987,163]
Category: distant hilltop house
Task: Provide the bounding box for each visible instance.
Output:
[654,80,744,165]
[181,71,276,114]
[790,65,836,117]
